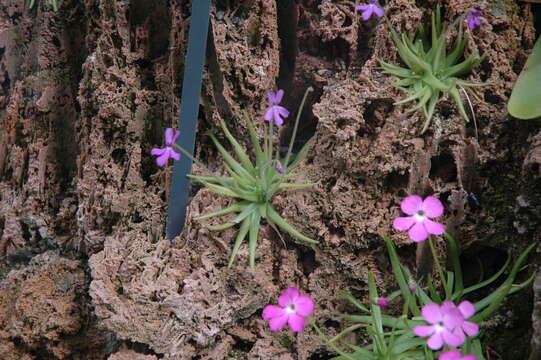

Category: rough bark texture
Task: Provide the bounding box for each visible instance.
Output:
[1,0,540,359]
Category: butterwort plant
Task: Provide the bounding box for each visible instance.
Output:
[188,88,317,270]
[314,194,534,360]
[380,6,486,133]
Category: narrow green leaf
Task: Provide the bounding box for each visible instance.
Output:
[277,182,316,190]
[451,256,509,301]
[266,205,317,244]
[287,136,315,170]
[207,222,236,231]
[195,203,242,220]
[368,272,385,351]
[248,211,261,271]
[209,133,256,182]
[218,117,255,173]
[337,290,370,313]
[471,243,535,322]
[228,218,251,267]
[444,232,464,298]
[231,203,257,224]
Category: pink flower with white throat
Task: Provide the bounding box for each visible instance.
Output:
[413,300,479,350]
[393,195,445,242]
[262,287,314,332]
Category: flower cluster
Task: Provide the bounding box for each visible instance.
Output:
[414,301,479,350]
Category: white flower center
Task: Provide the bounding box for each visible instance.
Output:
[414,210,426,222]
[434,323,444,333]
[285,305,295,314]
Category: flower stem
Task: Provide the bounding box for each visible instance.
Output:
[173,143,213,173]
[428,236,451,299]
[284,87,313,169]
[268,116,273,162]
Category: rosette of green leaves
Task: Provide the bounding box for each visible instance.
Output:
[317,234,534,360]
[188,110,317,271]
[380,7,486,133]
[27,0,58,11]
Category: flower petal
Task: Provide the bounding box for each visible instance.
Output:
[267,91,276,104]
[442,307,464,329]
[422,196,444,218]
[421,303,442,324]
[262,305,286,320]
[273,112,284,126]
[172,129,181,143]
[170,149,181,161]
[458,301,475,319]
[409,222,429,242]
[462,321,479,337]
[275,89,284,104]
[164,128,175,145]
[278,287,300,307]
[424,219,445,236]
[393,216,415,231]
[294,295,314,317]
[288,313,306,332]
[355,5,368,12]
[276,106,289,118]
[443,328,465,347]
[156,151,170,167]
[361,7,374,21]
[373,5,384,18]
[439,350,461,360]
[427,332,444,350]
[264,107,274,121]
[268,314,289,331]
[463,355,476,360]
[413,325,435,337]
[151,147,166,156]
[401,195,423,215]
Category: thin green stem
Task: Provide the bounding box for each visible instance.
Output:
[428,236,450,299]
[284,87,313,168]
[173,143,213,174]
[268,115,274,162]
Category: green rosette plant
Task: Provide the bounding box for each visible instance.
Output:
[188,88,317,270]
[380,7,486,133]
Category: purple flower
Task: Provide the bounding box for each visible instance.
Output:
[355,0,384,21]
[276,164,285,174]
[393,195,445,242]
[262,287,315,332]
[439,350,476,360]
[151,128,181,167]
[377,297,389,307]
[466,9,482,31]
[409,283,417,293]
[413,301,479,350]
[264,89,289,126]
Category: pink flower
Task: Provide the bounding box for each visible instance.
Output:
[377,297,389,307]
[413,301,479,350]
[276,164,285,174]
[393,195,445,242]
[262,287,315,332]
[466,9,482,31]
[264,89,289,126]
[439,350,476,360]
[355,0,384,21]
[151,128,181,167]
